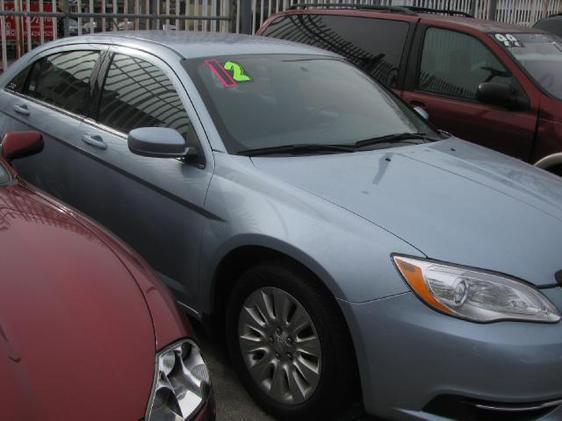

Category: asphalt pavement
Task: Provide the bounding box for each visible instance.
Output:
[195,326,275,421]
[195,324,372,421]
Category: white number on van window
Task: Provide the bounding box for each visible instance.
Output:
[505,34,521,47]
[495,33,521,48]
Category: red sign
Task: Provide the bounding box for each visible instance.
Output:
[5,1,54,41]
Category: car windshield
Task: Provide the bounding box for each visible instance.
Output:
[492,32,562,100]
[183,54,436,154]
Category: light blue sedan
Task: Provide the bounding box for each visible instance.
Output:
[1,31,562,420]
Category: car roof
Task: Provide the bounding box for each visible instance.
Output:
[44,30,337,59]
[269,7,543,34]
[417,14,542,33]
[536,13,562,22]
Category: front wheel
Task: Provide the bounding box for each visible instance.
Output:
[225,261,357,420]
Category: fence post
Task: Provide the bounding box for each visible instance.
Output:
[239,0,251,34]
[470,0,476,16]
[487,0,497,20]
[62,0,69,37]
[229,0,237,33]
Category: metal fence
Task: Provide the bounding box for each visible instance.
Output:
[0,0,233,70]
[0,0,561,71]
[247,0,562,32]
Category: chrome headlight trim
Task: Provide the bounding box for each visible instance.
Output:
[146,338,211,421]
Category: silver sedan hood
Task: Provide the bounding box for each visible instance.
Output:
[251,139,562,287]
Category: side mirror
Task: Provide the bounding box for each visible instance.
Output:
[1,131,43,161]
[128,127,191,158]
[413,105,429,121]
[476,82,528,110]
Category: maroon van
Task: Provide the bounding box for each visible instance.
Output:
[258,6,562,175]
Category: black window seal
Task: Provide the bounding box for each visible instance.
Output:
[92,50,114,122]
[86,47,111,120]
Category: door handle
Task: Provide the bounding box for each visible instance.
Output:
[81,134,107,150]
[13,104,30,116]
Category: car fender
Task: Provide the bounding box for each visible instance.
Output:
[197,154,423,315]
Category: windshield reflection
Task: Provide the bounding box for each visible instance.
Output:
[495,32,562,100]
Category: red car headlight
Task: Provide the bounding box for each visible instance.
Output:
[146,339,212,420]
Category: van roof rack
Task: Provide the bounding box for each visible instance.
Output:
[287,3,416,15]
[287,3,473,18]
[404,6,473,17]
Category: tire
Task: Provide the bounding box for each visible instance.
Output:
[225,261,358,420]
[548,164,562,177]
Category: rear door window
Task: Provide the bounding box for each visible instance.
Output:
[24,50,100,115]
[262,14,409,87]
[97,53,193,139]
[417,28,517,100]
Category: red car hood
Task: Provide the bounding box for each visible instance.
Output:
[0,183,155,420]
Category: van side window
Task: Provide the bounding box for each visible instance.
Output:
[98,53,194,142]
[417,28,515,100]
[262,15,409,87]
[24,50,99,115]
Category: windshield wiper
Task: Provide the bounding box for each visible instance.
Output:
[238,143,355,156]
[354,132,436,149]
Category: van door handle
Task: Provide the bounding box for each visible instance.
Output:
[13,104,30,116]
[81,134,107,150]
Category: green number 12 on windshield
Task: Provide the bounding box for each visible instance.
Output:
[224,61,252,82]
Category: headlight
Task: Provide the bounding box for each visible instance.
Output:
[146,339,212,420]
[393,255,561,323]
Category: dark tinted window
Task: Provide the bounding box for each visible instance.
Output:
[25,50,99,115]
[6,66,30,93]
[98,54,192,138]
[262,14,409,87]
[418,28,516,100]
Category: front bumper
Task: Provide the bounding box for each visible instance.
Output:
[340,289,562,420]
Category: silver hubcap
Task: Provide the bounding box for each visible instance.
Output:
[238,287,322,405]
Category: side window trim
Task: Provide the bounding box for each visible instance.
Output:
[395,18,418,90]
[85,47,111,119]
[403,22,427,91]
[91,49,114,123]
